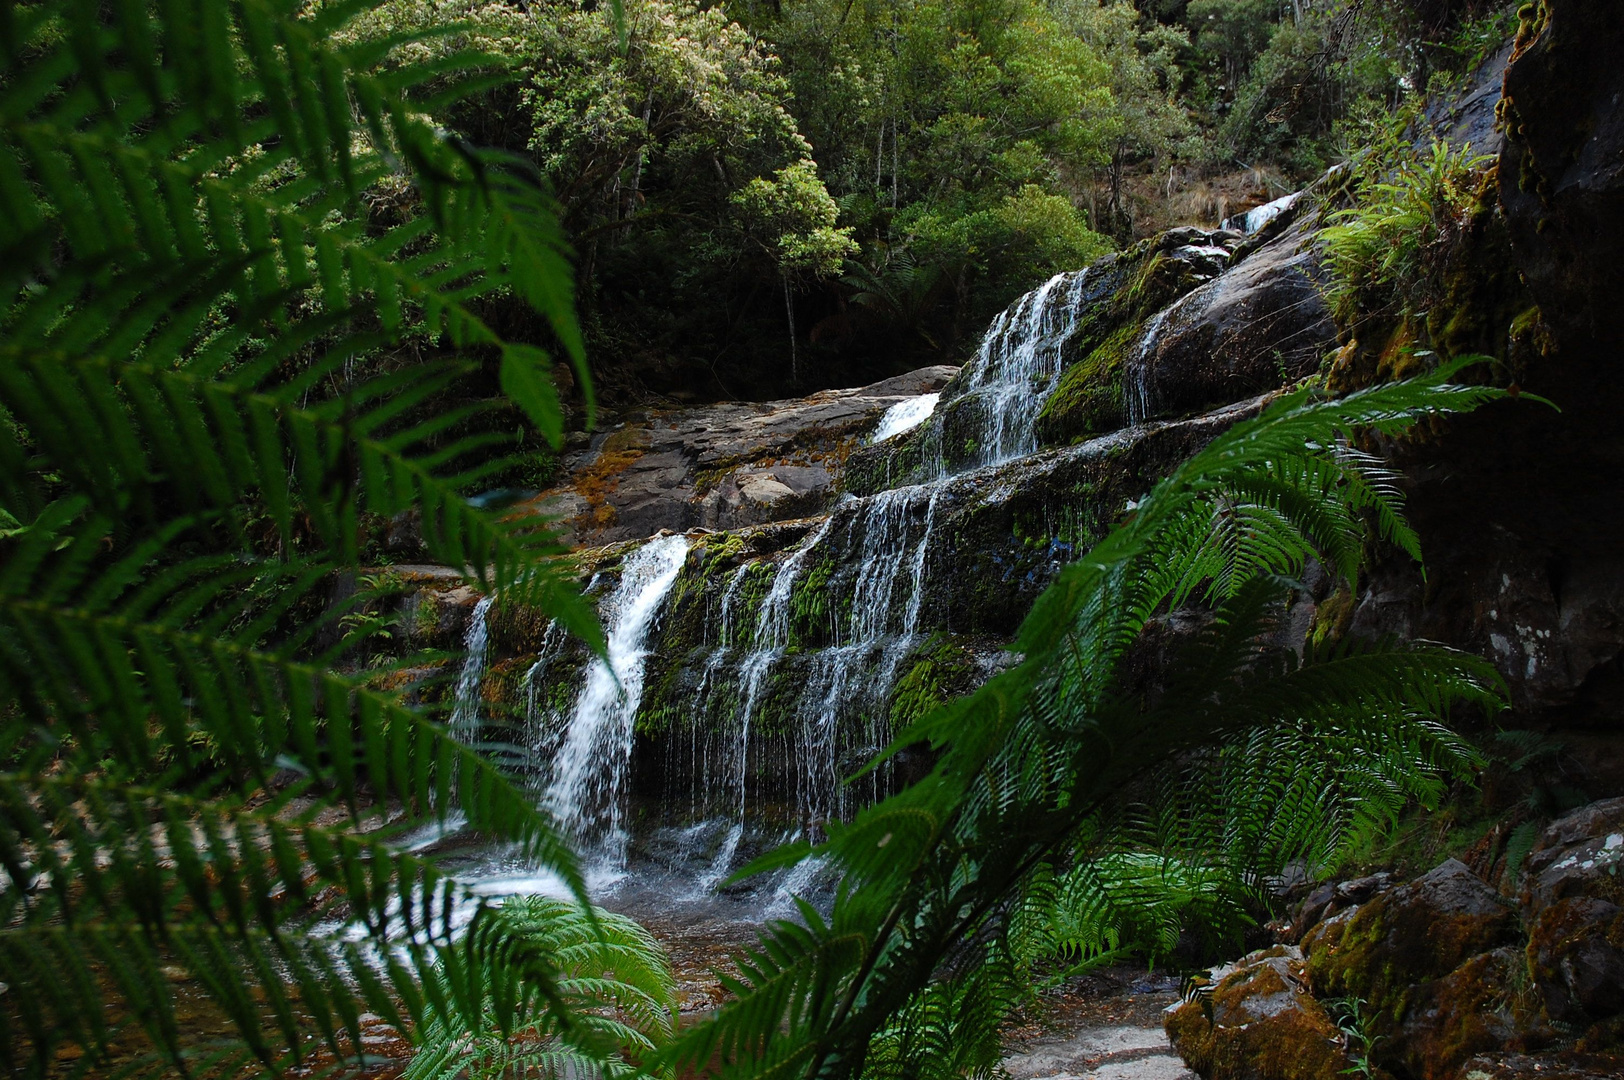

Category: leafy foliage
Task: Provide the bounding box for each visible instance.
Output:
[406,897,678,1080]
[347,0,856,395]
[0,0,619,1073]
[660,360,1508,1079]
[1322,138,1495,329]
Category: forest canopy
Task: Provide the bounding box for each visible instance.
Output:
[343,0,1512,405]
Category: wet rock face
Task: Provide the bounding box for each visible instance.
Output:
[1164,946,1354,1080]
[1338,0,1624,759]
[1498,0,1624,352]
[921,397,1266,638]
[1032,229,1242,448]
[532,366,958,545]
[1129,218,1335,428]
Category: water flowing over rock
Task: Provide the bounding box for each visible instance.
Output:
[448,595,493,744]
[939,268,1100,469]
[542,534,689,872]
[872,393,939,443]
[378,225,1315,909]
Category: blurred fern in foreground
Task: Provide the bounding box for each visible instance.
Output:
[0,0,619,1074]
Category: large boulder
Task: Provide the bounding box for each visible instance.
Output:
[1304,860,1518,1033]
[1123,217,1336,431]
[1521,800,1624,1028]
[1387,946,1537,1080]
[1032,227,1239,447]
[1164,946,1355,1080]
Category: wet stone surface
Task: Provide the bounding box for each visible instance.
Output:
[1001,969,1194,1080]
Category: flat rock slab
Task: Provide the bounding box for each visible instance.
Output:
[531,366,959,545]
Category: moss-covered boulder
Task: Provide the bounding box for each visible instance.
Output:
[1165,945,1355,1080]
[1034,229,1237,448]
[1304,860,1519,1037]
[1389,946,1541,1080]
[1527,897,1624,1027]
[1520,799,1624,1029]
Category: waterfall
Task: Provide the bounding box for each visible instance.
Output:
[448,595,493,744]
[543,533,690,870]
[948,267,1095,469]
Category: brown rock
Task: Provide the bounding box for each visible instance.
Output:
[1390,947,1536,1080]
[1165,946,1354,1080]
[532,365,960,545]
[1527,896,1624,1025]
[1305,860,1518,1031]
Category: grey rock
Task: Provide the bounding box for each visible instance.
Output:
[1522,798,1624,916]
[1130,218,1337,426]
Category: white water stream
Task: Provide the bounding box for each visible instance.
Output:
[543,533,689,874]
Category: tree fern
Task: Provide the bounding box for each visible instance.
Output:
[666,361,1511,1080]
[0,0,619,1074]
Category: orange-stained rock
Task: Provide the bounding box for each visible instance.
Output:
[1165,946,1354,1080]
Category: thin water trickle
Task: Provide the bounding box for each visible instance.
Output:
[1124,308,1172,427]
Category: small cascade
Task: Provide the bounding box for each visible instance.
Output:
[1123,308,1172,427]
[871,393,940,443]
[448,595,493,744]
[543,533,690,870]
[946,267,1096,469]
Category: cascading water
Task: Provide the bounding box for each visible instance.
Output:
[448,595,493,744]
[542,533,690,873]
[449,263,1124,914]
[945,267,1096,470]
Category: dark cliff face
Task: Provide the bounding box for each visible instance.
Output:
[1349,0,1624,782]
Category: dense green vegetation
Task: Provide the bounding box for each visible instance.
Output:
[337,0,1520,405]
[0,0,608,1073]
[0,0,1533,1077]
